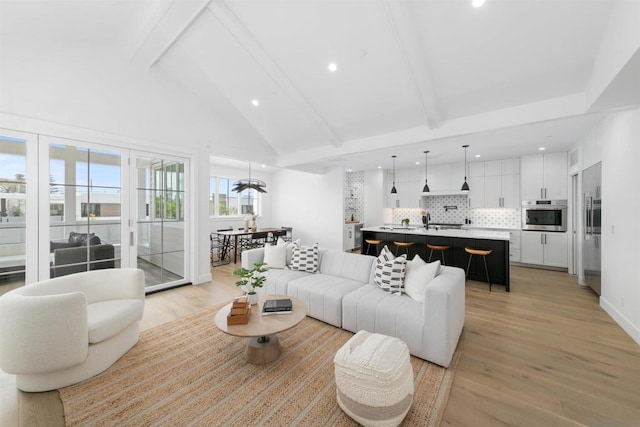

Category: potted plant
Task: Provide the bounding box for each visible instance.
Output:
[233,262,268,305]
[401,218,410,227]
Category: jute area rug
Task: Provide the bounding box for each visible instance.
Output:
[59,307,459,426]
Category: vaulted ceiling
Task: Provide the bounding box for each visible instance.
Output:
[1,0,638,172]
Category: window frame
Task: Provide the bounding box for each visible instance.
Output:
[209,176,261,218]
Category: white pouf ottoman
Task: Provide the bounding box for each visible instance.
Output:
[334,330,414,427]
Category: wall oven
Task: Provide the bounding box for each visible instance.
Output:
[522,200,567,232]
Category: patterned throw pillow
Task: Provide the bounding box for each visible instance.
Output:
[374,246,407,295]
[289,242,319,273]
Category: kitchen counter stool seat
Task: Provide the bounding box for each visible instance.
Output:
[427,244,451,265]
[464,247,493,291]
[392,241,414,257]
[364,239,384,256]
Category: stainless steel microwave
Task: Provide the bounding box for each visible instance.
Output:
[522,200,567,232]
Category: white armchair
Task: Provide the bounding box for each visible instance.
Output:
[0,268,145,392]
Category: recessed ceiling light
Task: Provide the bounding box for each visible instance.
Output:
[377,166,382,169]
[539,147,546,151]
[416,161,420,165]
[261,164,266,168]
[328,62,338,72]
[475,154,481,158]
[251,99,259,107]
[472,0,486,7]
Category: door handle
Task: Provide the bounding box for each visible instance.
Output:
[541,234,544,245]
[130,231,135,246]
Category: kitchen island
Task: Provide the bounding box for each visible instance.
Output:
[362,226,511,291]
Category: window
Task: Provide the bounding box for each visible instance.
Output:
[209,176,260,217]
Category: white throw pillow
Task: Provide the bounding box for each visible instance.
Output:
[277,237,301,266]
[263,241,287,269]
[404,260,441,302]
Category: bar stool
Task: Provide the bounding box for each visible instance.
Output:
[427,244,451,265]
[464,247,493,291]
[392,241,414,257]
[364,239,383,256]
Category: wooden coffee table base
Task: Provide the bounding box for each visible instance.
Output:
[246,334,282,365]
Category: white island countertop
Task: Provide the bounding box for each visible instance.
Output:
[361,226,510,241]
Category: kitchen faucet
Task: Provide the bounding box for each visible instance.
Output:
[421,212,431,229]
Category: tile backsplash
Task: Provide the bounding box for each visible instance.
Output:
[391,196,521,229]
[392,195,469,225]
[344,171,364,222]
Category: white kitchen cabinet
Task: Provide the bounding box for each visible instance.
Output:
[521,231,567,267]
[467,176,485,208]
[428,162,465,192]
[467,158,520,208]
[521,152,567,200]
[343,224,355,251]
[508,229,521,263]
[385,168,423,208]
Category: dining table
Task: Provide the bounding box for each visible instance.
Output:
[217,227,284,264]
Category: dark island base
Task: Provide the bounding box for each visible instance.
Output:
[362,230,510,292]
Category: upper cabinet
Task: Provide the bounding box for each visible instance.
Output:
[521,152,567,200]
[384,168,423,208]
[467,158,520,208]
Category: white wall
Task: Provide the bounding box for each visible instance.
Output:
[271,167,344,251]
[363,169,384,227]
[574,107,640,345]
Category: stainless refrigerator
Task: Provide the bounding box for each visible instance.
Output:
[582,162,602,295]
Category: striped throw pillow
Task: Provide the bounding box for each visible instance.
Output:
[374,246,407,295]
[289,242,319,273]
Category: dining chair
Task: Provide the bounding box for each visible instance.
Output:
[269,229,287,245]
[210,229,232,266]
[281,227,293,242]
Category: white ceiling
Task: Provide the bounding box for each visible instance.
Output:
[1,0,636,172]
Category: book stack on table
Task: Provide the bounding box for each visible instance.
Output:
[227,296,251,325]
[262,298,293,316]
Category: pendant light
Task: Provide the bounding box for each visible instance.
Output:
[422,150,430,193]
[231,162,267,193]
[461,144,470,191]
[390,155,397,194]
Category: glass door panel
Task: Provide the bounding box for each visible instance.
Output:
[0,134,28,294]
[134,155,187,290]
[48,143,121,278]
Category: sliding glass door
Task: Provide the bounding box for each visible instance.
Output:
[0,130,37,295]
[47,143,122,278]
[134,154,188,291]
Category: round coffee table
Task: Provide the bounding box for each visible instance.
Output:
[214,294,308,364]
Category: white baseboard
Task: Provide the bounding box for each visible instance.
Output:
[194,273,212,285]
[600,297,640,346]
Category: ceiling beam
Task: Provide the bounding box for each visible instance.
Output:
[277,93,587,168]
[381,1,442,130]
[129,0,212,69]
[206,0,343,148]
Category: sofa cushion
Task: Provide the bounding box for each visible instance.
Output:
[87,299,144,344]
[319,251,375,283]
[69,232,101,246]
[287,274,365,327]
[290,242,319,273]
[341,285,424,358]
[260,269,312,295]
[405,258,441,303]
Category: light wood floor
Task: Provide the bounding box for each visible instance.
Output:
[2,264,639,426]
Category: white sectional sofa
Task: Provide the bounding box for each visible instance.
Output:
[242,247,465,368]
